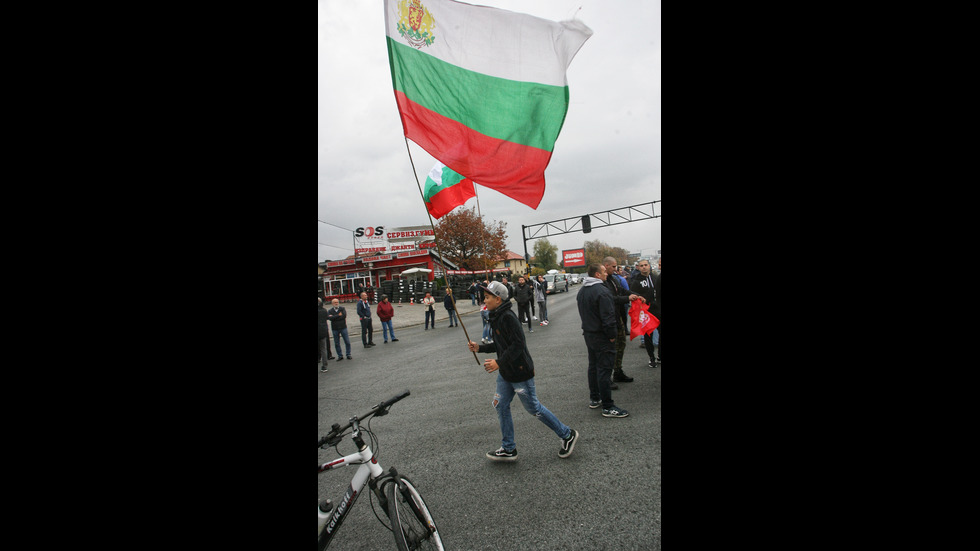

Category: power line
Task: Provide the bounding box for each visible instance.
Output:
[318,220,353,232]
[318,242,351,251]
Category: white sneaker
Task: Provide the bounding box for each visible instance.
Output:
[533,315,537,320]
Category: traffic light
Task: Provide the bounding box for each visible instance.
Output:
[582,215,591,233]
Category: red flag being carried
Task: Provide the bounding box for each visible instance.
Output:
[628,300,660,341]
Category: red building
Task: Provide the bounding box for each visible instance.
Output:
[319,250,457,301]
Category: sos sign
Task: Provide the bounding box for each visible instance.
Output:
[354,226,385,238]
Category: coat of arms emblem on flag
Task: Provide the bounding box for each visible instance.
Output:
[397,0,436,49]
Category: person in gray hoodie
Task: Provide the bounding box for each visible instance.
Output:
[576,264,630,418]
[534,274,549,325]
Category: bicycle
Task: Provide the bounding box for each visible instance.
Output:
[318,389,445,550]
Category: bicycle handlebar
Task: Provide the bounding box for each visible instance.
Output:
[318,390,411,448]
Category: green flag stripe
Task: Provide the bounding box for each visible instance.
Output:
[388,37,569,152]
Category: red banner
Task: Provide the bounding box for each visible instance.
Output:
[563,248,586,267]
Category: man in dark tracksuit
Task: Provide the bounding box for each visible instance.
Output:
[577,264,629,418]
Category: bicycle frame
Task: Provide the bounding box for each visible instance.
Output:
[318,420,390,549]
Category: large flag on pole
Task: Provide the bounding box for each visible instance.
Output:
[423,161,476,219]
[384,0,592,210]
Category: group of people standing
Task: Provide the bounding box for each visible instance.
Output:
[575,256,661,418]
[318,292,400,373]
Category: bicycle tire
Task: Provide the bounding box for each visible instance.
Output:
[385,475,445,551]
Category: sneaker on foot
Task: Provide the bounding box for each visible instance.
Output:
[589,400,601,409]
[559,429,578,458]
[486,447,518,461]
[320,367,328,373]
[602,406,630,418]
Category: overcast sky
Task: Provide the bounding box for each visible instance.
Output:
[318,0,661,264]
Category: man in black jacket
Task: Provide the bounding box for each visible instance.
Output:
[513,276,534,333]
[577,264,630,418]
[630,259,660,368]
[468,281,578,461]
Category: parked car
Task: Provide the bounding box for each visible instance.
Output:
[569,274,581,285]
[544,274,569,294]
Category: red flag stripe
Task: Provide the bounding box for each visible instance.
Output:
[395,91,548,210]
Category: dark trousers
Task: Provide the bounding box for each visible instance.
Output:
[644,327,660,363]
[585,333,616,409]
[517,301,532,330]
[318,337,333,364]
[425,308,435,328]
[360,318,374,345]
[614,323,626,375]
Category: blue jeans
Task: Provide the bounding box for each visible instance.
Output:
[447,310,457,326]
[381,320,395,342]
[493,374,570,451]
[332,328,351,357]
[482,310,491,340]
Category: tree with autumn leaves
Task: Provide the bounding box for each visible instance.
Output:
[433,207,508,272]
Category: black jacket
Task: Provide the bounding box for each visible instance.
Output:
[443,293,456,311]
[577,279,618,341]
[318,306,329,339]
[604,274,632,326]
[629,271,657,305]
[325,306,348,330]
[513,282,533,304]
[477,300,534,382]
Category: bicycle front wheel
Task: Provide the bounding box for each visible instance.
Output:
[386,475,445,551]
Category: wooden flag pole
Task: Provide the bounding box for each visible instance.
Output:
[404,137,481,366]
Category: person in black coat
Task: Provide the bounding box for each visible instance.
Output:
[629,259,659,368]
[513,276,534,332]
[577,264,629,418]
[444,288,458,327]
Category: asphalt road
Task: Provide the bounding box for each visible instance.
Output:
[318,285,662,550]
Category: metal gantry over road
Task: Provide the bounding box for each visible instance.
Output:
[520,200,661,265]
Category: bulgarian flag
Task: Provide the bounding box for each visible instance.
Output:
[423,161,476,219]
[384,0,592,210]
